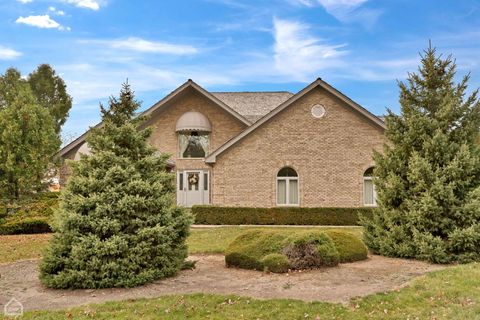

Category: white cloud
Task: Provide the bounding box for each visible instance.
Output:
[289,0,381,28]
[317,0,367,11]
[16,0,33,3]
[0,46,22,60]
[15,15,61,29]
[49,6,66,16]
[16,15,70,31]
[86,37,198,55]
[273,18,347,81]
[64,0,100,10]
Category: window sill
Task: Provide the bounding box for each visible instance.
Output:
[276,204,300,207]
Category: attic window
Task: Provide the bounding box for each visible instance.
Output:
[176,111,211,159]
[179,131,209,158]
[311,104,326,118]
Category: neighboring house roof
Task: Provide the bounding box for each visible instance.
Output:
[205,78,386,163]
[212,92,294,123]
[58,79,252,157]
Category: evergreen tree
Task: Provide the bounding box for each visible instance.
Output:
[362,46,480,263]
[28,64,72,134]
[40,83,192,288]
[0,68,59,200]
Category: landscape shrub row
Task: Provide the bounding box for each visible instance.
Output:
[225,229,368,273]
[0,192,58,234]
[193,206,374,225]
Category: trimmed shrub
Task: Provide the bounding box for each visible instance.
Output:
[0,217,52,235]
[225,229,366,273]
[324,230,368,262]
[225,230,286,270]
[261,254,290,273]
[282,231,339,268]
[0,192,58,234]
[193,206,373,226]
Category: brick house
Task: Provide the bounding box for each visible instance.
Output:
[58,78,385,208]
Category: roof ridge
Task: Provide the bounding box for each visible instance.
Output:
[205,79,385,164]
[211,91,294,94]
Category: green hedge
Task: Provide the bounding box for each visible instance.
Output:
[0,192,59,234]
[193,206,373,225]
[0,218,52,235]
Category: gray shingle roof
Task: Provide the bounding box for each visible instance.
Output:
[211,91,294,123]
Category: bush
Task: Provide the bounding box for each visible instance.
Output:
[261,254,290,273]
[193,206,373,226]
[225,230,286,270]
[0,192,58,234]
[282,231,339,269]
[225,229,367,273]
[324,230,368,262]
[0,217,52,235]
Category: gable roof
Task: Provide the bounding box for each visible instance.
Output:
[212,92,293,123]
[205,78,386,163]
[58,79,252,157]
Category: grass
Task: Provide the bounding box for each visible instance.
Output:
[0,226,361,264]
[0,234,52,264]
[6,262,480,319]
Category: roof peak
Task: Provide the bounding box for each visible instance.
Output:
[211,91,293,94]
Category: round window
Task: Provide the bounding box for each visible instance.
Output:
[311,104,326,118]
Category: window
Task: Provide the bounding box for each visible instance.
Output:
[363,167,377,206]
[178,131,209,158]
[204,172,208,191]
[277,167,299,205]
[178,172,184,191]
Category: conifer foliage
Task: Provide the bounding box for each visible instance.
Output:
[363,46,480,263]
[40,83,192,288]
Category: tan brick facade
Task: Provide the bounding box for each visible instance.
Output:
[145,90,247,172]
[59,80,385,208]
[210,86,384,207]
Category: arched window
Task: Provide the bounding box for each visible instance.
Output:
[277,167,299,205]
[176,112,211,158]
[363,167,377,206]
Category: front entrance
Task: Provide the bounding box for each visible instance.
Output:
[177,170,210,207]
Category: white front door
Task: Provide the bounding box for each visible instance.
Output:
[177,170,210,207]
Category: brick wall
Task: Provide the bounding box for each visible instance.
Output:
[211,86,385,207]
[60,89,247,187]
[146,89,247,171]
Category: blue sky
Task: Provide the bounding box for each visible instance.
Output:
[1,0,479,142]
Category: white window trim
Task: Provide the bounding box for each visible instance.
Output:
[276,176,299,206]
[363,176,377,207]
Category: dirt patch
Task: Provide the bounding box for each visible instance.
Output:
[0,254,445,311]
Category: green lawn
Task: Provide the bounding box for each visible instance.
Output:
[0,226,362,263]
[8,262,480,319]
[0,234,52,264]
